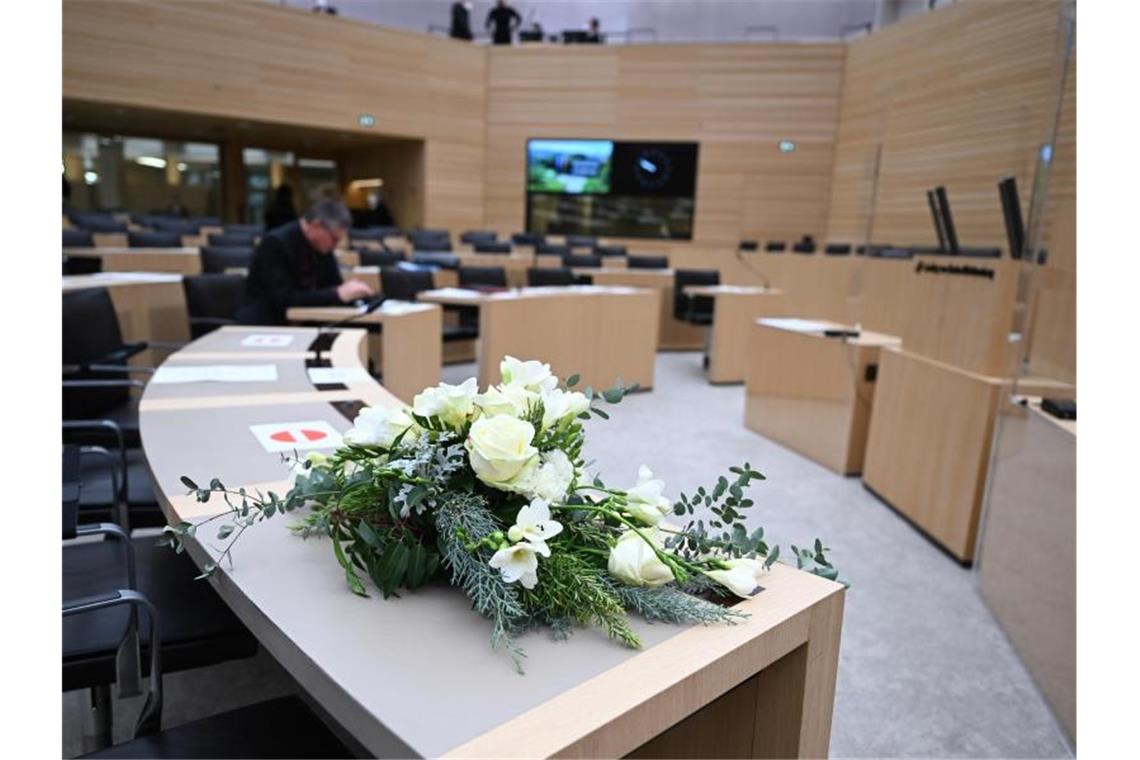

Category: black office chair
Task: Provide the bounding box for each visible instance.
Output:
[223,224,263,236]
[566,234,596,248]
[71,441,164,530]
[128,232,183,248]
[182,274,246,338]
[460,230,498,245]
[64,229,95,248]
[380,267,435,301]
[594,245,627,257]
[674,269,719,325]
[76,217,129,234]
[825,243,852,255]
[628,255,669,269]
[208,232,257,247]
[151,218,200,235]
[408,229,452,251]
[62,288,149,448]
[537,242,571,256]
[563,253,602,268]
[199,246,253,274]
[526,267,576,287]
[765,241,787,252]
[473,241,512,254]
[411,252,460,269]
[356,248,404,267]
[511,232,546,247]
[349,227,395,244]
[458,266,508,288]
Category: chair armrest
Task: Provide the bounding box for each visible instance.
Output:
[62,589,162,737]
[73,521,136,591]
[77,446,127,530]
[63,421,129,526]
[146,339,187,350]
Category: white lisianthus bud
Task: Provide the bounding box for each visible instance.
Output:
[343,404,418,448]
[623,465,672,526]
[607,527,675,587]
[704,557,767,598]
[524,449,576,502]
[466,415,539,490]
[540,388,591,429]
[500,356,558,392]
[475,383,537,419]
[506,499,563,552]
[488,541,549,589]
[412,377,478,429]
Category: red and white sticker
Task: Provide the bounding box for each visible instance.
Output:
[249,420,343,453]
[241,334,295,348]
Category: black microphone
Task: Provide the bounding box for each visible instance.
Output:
[734,246,771,290]
[317,296,388,333]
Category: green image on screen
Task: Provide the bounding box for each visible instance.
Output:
[527,140,613,194]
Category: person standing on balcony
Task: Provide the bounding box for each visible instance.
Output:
[486,0,521,45]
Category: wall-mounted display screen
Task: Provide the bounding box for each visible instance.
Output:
[525,139,699,239]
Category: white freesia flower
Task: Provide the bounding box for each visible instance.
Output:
[466,415,539,490]
[624,465,672,526]
[705,557,768,598]
[607,527,674,587]
[523,449,576,501]
[507,499,564,552]
[540,387,591,429]
[344,405,417,448]
[500,356,558,393]
[412,377,477,429]
[488,541,549,589]
[475,383,537,419]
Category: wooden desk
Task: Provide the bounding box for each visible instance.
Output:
[745,319,900,475]
[862,348,1074,563]
[977,397,1075,743]
[683,285,786,384]
[140,325,845,758]
[63,246,202,275]
[419,286,660,391]
[579,269,704,351]
[285,302,442,404]
[62,272,191,367]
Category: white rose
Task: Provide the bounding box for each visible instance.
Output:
[488,541,549,589]
[607,527,674,587]
[524,449,576,502]
[412,377,477,429]
[705,557,767,598]
[343,405,417,448]
[500,356,558,393]
[475,383,538,419]
[466,415,539,490]
[624,465,672,526]
[540,388,590,429]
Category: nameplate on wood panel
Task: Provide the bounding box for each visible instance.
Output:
[914,261,995,280]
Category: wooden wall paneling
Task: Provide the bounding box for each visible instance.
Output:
[340,141,426,230]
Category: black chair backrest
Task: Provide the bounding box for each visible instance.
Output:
[357,249,404,267]
[473,241,511,254]
[224,224,264,236]
[152,218,200,235]
[183,274,246,321]
[673,269,720,319]
[350,228,397,242]
[63,256,102,276]
[381,268,435,300]
[537,242,571,256]
[129,231,183,248]
[738,240,759,252]
[512,232,546,246]
[460,230,498,244]
[459,266,508,288]
[825,243,852,255]
[526,267,576,287]
[409,235,452,252]
[563,253,602,269]
[566,235,596,248]
[765,241,786,252]
[209,233,257,247]
[409,227,449,240]
[628,255,669,269]
[200,246,253,274]
[411,252,460,269]
[73,214,127,233]
[63,229,94,248]
[62,287,129,417]
[193,216,221,227]
[792,241,816,254]
[594,245,627,257]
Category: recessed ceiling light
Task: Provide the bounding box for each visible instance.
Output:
[358,113,376,128]
[778,140,797,153]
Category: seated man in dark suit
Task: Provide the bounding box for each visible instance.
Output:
[236,199,374,325]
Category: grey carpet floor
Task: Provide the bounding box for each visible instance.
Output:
[62,352,1073,758]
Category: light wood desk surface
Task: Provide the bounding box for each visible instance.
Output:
[64,246,202,275]
[140,325,844,758]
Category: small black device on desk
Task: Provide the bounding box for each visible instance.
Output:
[823,328,860,339]
[1041,398,1076,420]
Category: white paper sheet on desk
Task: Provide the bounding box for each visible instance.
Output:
[307,366,371,384]
[759,318,835,333]
[249,420,343,453]
[88,272,183,283]
[378,300,428,315]
[151,364,279,384]
[428,287,483,298]
[240,334,295,347]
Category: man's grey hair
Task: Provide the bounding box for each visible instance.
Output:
[304,198,352,231]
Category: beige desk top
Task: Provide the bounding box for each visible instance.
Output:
[286,301,440,324]
[62,272,185,290]
[758,317,901,349]
[417,284,648,307]
[63,246,200,257]
[140,325,844,758]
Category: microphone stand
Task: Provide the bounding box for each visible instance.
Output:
[734,247,772,290]
[313,296,386,362]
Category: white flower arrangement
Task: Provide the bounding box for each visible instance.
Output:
[166,356,839,669]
